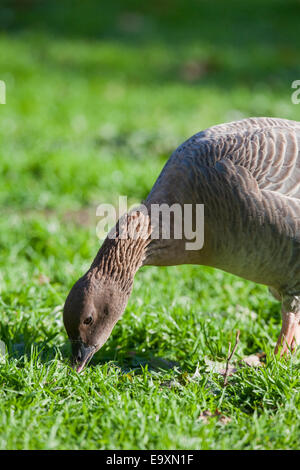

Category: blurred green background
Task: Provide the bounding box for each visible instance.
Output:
[0,0,299,450]
[1,0,299,210]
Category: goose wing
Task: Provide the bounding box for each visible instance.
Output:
[177,117,300,200]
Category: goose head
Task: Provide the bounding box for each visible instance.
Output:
[63,209,151,372]
[63,276,131,373]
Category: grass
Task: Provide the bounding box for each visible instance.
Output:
[0,0,300,450]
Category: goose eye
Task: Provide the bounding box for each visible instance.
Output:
[83,316,93,325]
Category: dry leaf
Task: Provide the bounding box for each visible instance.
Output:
[241,353,264,367]
[204,357,237,376]
[205,348,265,380]
[219,365,238,377]
[198,410,214,424]
[218,414,232,425]
[38,274,50,285]
[198,409,231,425]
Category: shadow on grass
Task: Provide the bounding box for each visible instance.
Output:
[2,337,66,364]
[91,348,180,375]
[2,333,181,376]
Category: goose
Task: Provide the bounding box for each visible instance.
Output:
[63,117,300,373]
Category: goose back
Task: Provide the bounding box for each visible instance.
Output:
[145,118,300,294]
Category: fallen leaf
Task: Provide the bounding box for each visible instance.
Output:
[204,357,237,376]
[198,409,231,425]
[219,365,238,377]
[240,353,264,367]
[219,415,232,425]
[37,274,50,285]
[198,410,214,424]
[205,350,265,378]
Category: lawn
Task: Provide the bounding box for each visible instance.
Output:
[0,0,299,450]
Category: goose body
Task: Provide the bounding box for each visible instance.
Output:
[145,117,300,288]
[64,117,300,371]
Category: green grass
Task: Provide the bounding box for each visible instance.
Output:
[0,0,300,450]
